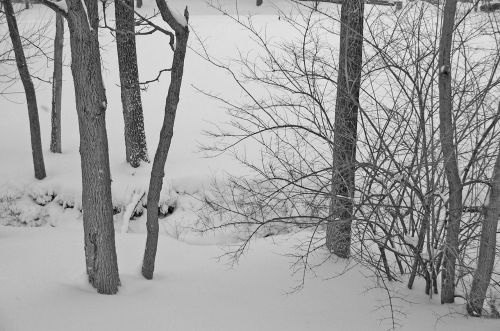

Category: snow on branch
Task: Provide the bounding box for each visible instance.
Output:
[80,0,93,31]
[169,4,188,28]
[155,0,189,34]
[51,0,68,12]
[39,0,69,17]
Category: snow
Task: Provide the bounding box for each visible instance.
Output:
[168,2,188,27]
[49,0,68,13]
[1,226,499,331]
[1,1,499,330]
[79,0,93,31]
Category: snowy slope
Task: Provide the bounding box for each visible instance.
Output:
[1,225,498,331]
[1,1,500,330]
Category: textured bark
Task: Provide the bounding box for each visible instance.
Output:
[142,2,189,280]
[50,13,64,154]
[438,0,461,304]
[115,0,149,168]
[4,0,46,180]
[66,0,120,294]
[326,0,364,258]
[467,135,500,316]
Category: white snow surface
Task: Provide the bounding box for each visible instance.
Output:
[1,1,499,330]
[1,226,498,331]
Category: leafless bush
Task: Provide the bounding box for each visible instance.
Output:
[195,0,500,318]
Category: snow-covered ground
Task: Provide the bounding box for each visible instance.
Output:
[1,1,499,330]
[1,225,499,331]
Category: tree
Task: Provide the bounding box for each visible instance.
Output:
[437,0,461,304]
[3,0,46,180]
[198,1,500,303]
[50,13,64,153]
[41,0,120,294]
[326,0,364,258]
[467,102,500,316]
[115,0,149,167]
[142,0,189,280]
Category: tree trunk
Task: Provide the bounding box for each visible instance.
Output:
[66,0,120,294]
[50,13,64,153]
[142,4,189,280]
[438,0,461,304]
[136,0,142,8]
[4,0,46,180]
[115,0,149,168]
[326,0,364,258]
[467,130,500,316]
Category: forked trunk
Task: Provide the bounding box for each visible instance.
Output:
[66,0,120,294]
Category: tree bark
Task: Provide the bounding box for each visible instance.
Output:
[115,0,149,168]
[326,0,364,258]
[142,2,189,280]
[136,0,142,8]
[467,120,500,316]
[50,13,64,154]
[4,0,46,180]
[66,0,120,294]
[438,0,461,304]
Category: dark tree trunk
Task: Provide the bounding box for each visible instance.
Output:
[142,2,189,280]
[438,0,461,304]
[115,0,149,168]
[4,0,46,180]
[66,0,120,294]
[50,13,64,153]
[326,0,364,258]
[136,0,142,8]
[467,131,500,316]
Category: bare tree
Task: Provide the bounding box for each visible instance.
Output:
[437,0,461,304]
[41,0,120,294]
[115,0,149,167]
[3,0,46,180]
[50,13,64,153]
[468,102,500,316]
[197,1,500,309]
[142,0,189,280]
[326,0,364,258]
